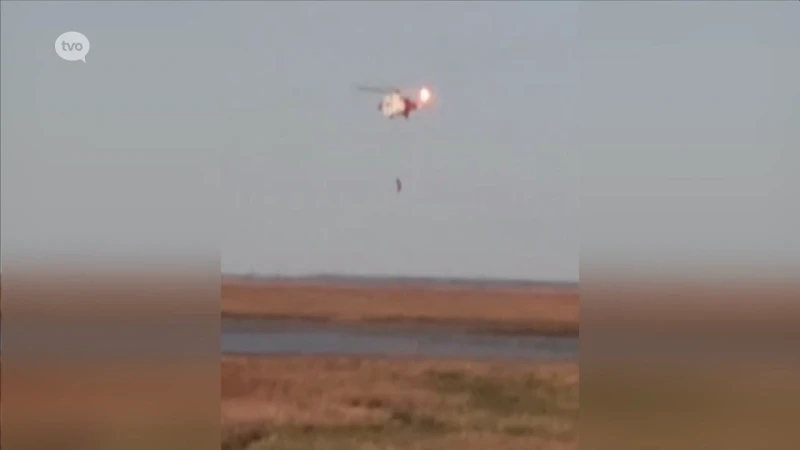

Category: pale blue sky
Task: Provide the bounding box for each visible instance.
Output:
[2,1,579,281]
[3,2,796,282]
[576,2,799,278]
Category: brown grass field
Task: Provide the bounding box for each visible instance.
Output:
[222,279,579,336]
[221,280,579,448]
[0,356,578,450]
[0,278,579,336]
[2,279,579,449]
[222,356,579,450]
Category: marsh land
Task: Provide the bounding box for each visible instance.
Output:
[222,276,579,337]
[222,356,579,450]
[221,277,579,449]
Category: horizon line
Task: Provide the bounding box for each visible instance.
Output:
[222,272,579,286]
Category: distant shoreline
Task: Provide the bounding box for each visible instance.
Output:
[0,276,580,336]
[223,273,579,290]
[221,314,579,337]
[222,277,579,336]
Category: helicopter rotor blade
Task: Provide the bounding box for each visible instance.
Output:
[354,84,398,94]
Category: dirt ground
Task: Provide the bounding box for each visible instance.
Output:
[222,355,579,450]
[222,279,579,336]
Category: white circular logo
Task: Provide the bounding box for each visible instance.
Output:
[55,31,90,62]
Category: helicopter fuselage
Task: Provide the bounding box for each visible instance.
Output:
[378,92,418,119]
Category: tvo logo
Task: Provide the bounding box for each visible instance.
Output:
[55,31,90,62]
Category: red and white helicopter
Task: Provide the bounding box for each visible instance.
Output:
[355,84,433,120]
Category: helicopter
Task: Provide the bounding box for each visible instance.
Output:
[355,84,432,120]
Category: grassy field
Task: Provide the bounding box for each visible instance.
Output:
[0,356,578,450]
[2,278,579,449]
[222,279,579,448]
[222,279,579,336]
[222,356,579,450]
[1,278,579,336]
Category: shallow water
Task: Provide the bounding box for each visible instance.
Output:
[222,318,578,360]
[0,320,579,360]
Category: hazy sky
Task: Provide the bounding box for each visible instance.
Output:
[2,1,579,281]
[576,2,799,278]
[3,2,796,281]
